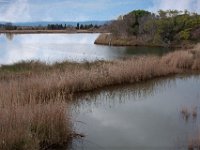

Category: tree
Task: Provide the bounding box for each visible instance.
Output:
[107,9,200,44]
[80,24,84,29]
[76,23,80,30]
[4,23,17,30]
[179,29,190,40]
[130,10,151,17]
[168,10,180,17]
[158,10,167,18]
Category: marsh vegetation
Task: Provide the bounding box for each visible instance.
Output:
[0,43,199,149]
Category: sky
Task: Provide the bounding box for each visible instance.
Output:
[0,0,199,22]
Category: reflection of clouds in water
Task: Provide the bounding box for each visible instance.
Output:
[0,34,170,65]
[10,33,99,44]
[72,75,200,150]
[1,33,122,64]
[73,76,177,112]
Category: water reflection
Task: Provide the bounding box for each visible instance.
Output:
[5,33,14,40]
[0,34,172,65]
[71,75,200,150]
[72,76,177,111]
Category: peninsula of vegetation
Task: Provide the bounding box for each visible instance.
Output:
[1,9,200,150]
[0,43,200,149]
[95,10,200,48]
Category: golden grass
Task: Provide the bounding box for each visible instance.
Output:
[188,135,200,150]
[0,44,199,149]
[0,102,71,150]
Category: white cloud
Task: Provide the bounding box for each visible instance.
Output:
[0,0,31,22]
[0,0,9,3]
[149,0,200,13]
[0,0,109,22]
[0,0,199,22]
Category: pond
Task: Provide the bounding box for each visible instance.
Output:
[72,75,200,150]
[0,33,172,65]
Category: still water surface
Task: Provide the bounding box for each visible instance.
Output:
[0,33,172,64]
[72,75,200,150]
[0,33,199,150]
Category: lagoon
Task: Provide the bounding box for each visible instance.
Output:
[0,33,172,65]
[72,75,200,150]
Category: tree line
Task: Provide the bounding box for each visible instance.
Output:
[76,23,100,30]
[0,23,101,30]
[109,9,200,46]
[0,23,17,30]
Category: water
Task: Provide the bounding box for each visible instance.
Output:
[0,33,172,65]
[72,75,200,150]
[1,33,198,149]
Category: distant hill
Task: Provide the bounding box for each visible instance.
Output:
[0,21,110,27]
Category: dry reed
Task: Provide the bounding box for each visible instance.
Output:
[188,134,200,150]
[0,44,199,149]
[0,102,71,150]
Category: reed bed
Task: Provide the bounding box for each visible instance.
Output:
[0,44,199,149]
[0,102,71,150]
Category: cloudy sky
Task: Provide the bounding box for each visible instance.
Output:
[0,0,199,22]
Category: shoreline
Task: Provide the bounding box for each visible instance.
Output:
[0,44,199,150]
[94,33,196,49]
[0,29,106,34]
[1,30,195,49]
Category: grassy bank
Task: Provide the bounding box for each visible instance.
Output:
[94,33,147,46]
[94,33,196,49]
[0,44,200,149]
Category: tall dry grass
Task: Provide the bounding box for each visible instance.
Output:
[0,44,199,149]
[0,102,71,150]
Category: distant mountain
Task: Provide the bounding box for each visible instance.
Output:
[0,21,110,27]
